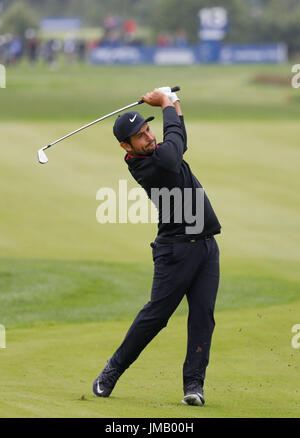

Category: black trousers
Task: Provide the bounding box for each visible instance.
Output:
[110,236,220,388]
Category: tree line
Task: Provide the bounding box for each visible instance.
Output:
[1,0,299,55]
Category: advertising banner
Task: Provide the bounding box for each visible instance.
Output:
[89,43,287,65]
[220,43,287,64]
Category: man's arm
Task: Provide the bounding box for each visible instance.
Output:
[159,90,187,153]
[144,90,187,152]
[174,101,187,153]
[142,89,184,173]
[174,101,182,116]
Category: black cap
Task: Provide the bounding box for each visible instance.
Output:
[113,111,154,142]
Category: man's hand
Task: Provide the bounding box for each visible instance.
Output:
[158,86,180,104]
[141,88,174,109]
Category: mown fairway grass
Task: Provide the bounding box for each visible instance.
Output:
[1,303,299,418]
[1,61,299,122]
[0,62,299,418]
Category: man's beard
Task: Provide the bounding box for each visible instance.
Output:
[133,138,156,156]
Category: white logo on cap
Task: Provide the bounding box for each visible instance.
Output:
[129,115,137,123]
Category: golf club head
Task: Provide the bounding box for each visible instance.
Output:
[38,148,48,164]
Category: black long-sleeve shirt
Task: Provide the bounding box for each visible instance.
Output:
[124,106,221,238]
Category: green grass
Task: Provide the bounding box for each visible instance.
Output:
[0,257,299,329]
[1,62,299,121]
[0,63,299,418]
[0,120,299,265]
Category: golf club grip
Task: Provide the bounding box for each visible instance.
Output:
[138,86,181,104]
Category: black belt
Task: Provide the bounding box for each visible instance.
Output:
[155,233,214,244]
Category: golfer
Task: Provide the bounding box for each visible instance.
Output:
[93,88,221,406]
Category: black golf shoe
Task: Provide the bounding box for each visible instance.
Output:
[92,360,122,397]
[182,383,205,406]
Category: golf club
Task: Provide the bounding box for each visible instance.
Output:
[37,86,180,164]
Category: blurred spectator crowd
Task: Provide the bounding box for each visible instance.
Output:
[0,30,87,66]
[0,15,188,66]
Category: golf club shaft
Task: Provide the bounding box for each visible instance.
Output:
[43,101,141,150]
[43,86,180,151]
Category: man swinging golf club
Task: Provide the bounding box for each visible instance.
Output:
[92,87,221,406]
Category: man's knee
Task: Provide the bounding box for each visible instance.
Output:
[141,300,173,331]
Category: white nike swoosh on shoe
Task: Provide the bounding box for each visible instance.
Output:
[129,115,137,122]
[97,381,104,394]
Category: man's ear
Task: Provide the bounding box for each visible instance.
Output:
[120,141,132,153]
